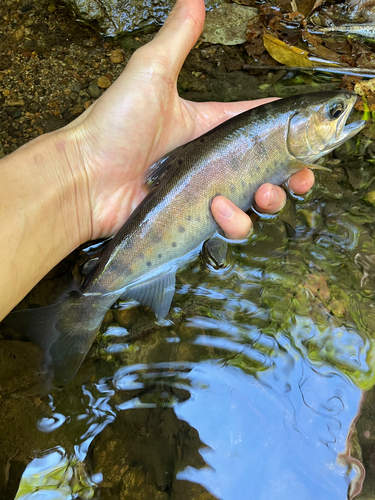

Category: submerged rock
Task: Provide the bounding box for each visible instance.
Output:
[61,0,258,40]
[61,0,176,36]
[201,3,257,45]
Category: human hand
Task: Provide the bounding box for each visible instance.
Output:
[59,0,314,244]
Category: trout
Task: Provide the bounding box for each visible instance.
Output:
[6,91,366,385]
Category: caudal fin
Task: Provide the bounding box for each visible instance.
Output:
[3,299,100,386]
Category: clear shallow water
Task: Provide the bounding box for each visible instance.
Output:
[10,126,375,499]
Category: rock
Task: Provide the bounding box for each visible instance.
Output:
[62,0,257,42]
[14,28,24,42]
[70,104,84,115]
[61,0,176,36]
[5,107,17,116]
[44,115,68,133]
[97,75,111,88]
[88,83,101,98]
[70,81,82,93]
[110,48,124,64]
[6,99,25,107]
[200,2,258,45]
[20,4,33,12]
[23,39,39,51]
[68,91,79,100]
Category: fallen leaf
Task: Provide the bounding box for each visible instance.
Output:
[263,33,343,67]
[263,32,314,66]
[305,274,330,303]
[308,42,342,62]
[295,0,319,16]
[310,0,325,13]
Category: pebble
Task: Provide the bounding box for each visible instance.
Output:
[70,81,82,93]
[20,5,33,12]
[70,104,84,115]
[97,76,111,89]
[23,39,38,51]
[88,83,101,98]
[14,29,24,42]
[69,91,79,101]
[110,49,124,64]
[7,99,25,107]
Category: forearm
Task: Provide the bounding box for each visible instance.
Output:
[0,131,89,319]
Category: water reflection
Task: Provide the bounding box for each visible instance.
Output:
[11,140,375,499]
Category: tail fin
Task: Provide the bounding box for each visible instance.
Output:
[3,298,101,386]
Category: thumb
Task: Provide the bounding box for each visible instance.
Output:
[148,0,205,81]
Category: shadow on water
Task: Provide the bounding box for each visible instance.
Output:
[3,79,375,499]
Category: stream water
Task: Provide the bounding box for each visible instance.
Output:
[3,72,375,499]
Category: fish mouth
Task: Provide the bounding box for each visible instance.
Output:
[336,94,367,144]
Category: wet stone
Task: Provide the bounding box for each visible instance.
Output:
[14,29,24,42]
[23,39,38,51]
[44,115,68,133]
[110,48,124,64]
[97,76,111,89]
[70,81,82,93]
[88,84,101,98]
[20,4,33,12]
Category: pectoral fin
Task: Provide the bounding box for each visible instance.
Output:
[288,159,331,173]
[144,143,189,190]
[203,237,228,268]
[123,270,176,320]
[82,257,100,276]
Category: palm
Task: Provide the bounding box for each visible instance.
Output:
[74,51,270,239]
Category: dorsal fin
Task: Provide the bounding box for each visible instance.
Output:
[122,270,176,319]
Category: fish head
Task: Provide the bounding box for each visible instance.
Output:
[287,91,366,163]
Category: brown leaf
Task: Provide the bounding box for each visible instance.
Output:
[308,42,342,63]
[295,0,318,17]
[310,0,325,13]
[305,275,330,303]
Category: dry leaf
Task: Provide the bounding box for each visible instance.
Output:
[295,0,318,16]
[263,33,342,67]
[310,0,325,13]
[263,32,314,67]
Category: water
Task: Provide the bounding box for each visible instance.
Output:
[7,125,375,499]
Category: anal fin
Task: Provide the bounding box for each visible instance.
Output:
[122,270,176,320]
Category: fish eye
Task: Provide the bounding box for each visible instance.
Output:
[328,100,345,120]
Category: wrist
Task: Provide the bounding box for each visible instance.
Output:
[0,130,91,317]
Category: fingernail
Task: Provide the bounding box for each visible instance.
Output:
[218,198,234,218]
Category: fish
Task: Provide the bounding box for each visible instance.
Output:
[4,91,366,386]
